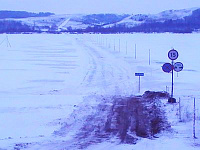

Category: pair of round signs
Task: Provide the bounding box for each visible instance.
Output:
[162,62,183,73]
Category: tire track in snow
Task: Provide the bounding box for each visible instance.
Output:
[76,39,135,96]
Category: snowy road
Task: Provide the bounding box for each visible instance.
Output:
[58,18,71,31]
[74,37,136,96]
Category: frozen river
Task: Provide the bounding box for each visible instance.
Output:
[0,33,200,149]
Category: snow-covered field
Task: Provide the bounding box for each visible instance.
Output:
[0,33,200,149]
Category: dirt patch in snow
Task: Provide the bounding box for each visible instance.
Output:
[52,91,171,149]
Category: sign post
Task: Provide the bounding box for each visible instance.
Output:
[168,49,179,99]
[162,49,183,103]
[168,49,178,99]
[135,73,144,93]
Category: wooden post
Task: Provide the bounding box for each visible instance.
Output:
[149,49,151,65]
[126,41,128,55]
[119,39,120,52]
[179,97,181,121]
[114,39,115,51]
[135,44,136,59]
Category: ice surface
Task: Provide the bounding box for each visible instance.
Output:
[0,33,200,149]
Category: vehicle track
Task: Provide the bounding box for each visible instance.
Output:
[76,39,136,96]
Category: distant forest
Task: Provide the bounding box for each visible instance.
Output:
[0,11,54,19]
[0,20,33,33]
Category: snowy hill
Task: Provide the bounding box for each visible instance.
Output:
[104,8,197,28]
[0,7,200,33]
[7,13,129,32]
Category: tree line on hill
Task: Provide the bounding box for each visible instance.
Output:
[0,20,33,33]
[0,11,54,19]
[71,8,200,33]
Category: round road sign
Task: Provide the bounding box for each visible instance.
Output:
[174,62,183,72]
[162,63,173,73]
[168,49,179,60]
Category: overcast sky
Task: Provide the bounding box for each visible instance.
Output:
[0,0,200,14]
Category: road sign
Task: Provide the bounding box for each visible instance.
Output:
[135,73,144,93]
[162,63,173,73]
[174,62,183,72]
[168,49,179,60]
[135,73,144,76]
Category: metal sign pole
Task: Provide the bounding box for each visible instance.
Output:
[163,49,183,103]
[135,73,144,93]
[139,76,141,93]
[171,60,174,98]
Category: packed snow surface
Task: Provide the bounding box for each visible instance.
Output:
[0,33,200,149]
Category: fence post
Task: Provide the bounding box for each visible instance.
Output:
[193,97,197,139]
[179,97,181,122]
[119,39,120,52]
[126,41,128,55]
[114,39,115,51]
[149,49,151,65]
[135,44,136,59]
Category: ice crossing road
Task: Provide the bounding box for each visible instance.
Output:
[0,34,136,96]
[74,37,136,96]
